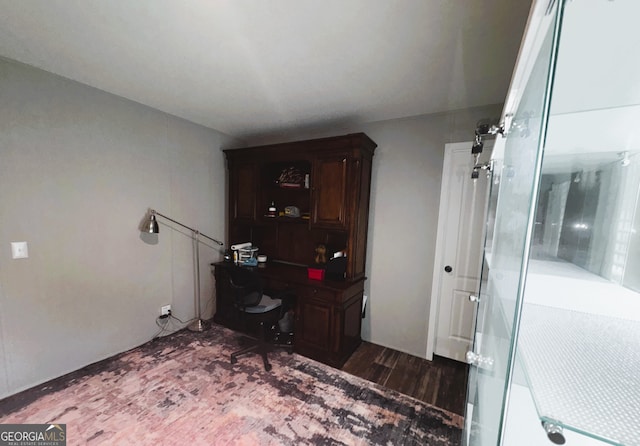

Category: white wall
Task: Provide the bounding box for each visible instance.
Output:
[0,58,239,398]
[245,104,503,358]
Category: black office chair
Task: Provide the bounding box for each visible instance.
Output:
[228,266,292,371]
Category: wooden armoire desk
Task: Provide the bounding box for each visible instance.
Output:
[215,133,376,367]
[212,261,365,368]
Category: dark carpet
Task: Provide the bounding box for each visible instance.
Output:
[0,324,463,445]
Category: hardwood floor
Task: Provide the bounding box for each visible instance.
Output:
[341,341,469,416]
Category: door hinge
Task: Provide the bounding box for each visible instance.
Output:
[471,160,493,179]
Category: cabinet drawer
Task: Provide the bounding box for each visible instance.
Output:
[265,278,292,291]
[302,286,335,302]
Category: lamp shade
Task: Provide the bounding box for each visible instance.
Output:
[144,214,159,233]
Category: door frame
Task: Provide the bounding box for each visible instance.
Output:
[426,141,473,360]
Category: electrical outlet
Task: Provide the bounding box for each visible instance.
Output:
[161,305,171,316]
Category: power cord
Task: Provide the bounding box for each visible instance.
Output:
[150,290,217,341]
[151,310,192,341]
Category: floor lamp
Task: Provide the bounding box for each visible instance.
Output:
[142,209,223,332]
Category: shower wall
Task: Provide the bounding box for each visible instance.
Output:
[532,153,640,291]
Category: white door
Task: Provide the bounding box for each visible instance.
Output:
[428,142,491,362]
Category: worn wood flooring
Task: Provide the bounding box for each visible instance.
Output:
[341,341,469,416]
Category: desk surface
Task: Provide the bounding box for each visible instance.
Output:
[211,261,365,292]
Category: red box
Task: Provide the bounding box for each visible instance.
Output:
[307,268,325,280]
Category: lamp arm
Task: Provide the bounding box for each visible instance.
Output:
[151,209,223,245]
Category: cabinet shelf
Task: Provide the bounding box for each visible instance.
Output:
[259,216,310,224]
[493,259,640,446]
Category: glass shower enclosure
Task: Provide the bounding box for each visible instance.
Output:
[464,0,640,445]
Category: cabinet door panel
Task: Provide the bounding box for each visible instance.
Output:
[232,163,257,221]
[312,155,348,229]
[342,292,363,352]
[297,299,332,350]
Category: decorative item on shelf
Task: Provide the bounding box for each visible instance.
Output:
[267,201,277,218]
[276,166,305,188]
[314,243,327,265]
[308,243,327,280]
[284,205,300,218]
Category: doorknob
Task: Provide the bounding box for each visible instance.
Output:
[444,265,453,273]
[469,294,479,302]
[466,351,494,369]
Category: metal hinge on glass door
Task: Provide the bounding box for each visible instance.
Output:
[500,112,532,139]
[471,160,494,180]
[470,120,504,179]
[471,121,505,154]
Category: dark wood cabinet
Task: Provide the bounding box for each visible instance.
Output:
[224,133,376,280]
[219,133,375,367]
[292,280,364,366]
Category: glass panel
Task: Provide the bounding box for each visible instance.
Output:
[463,2,561,444]
[463,161,499,444]
[506,0,640,444]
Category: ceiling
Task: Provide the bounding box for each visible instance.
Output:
[0,0,532,141]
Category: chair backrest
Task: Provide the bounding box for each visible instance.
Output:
[227,267,263,309]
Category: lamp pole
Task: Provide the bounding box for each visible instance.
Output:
[191,230,203,332]
[145,209,223,332]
